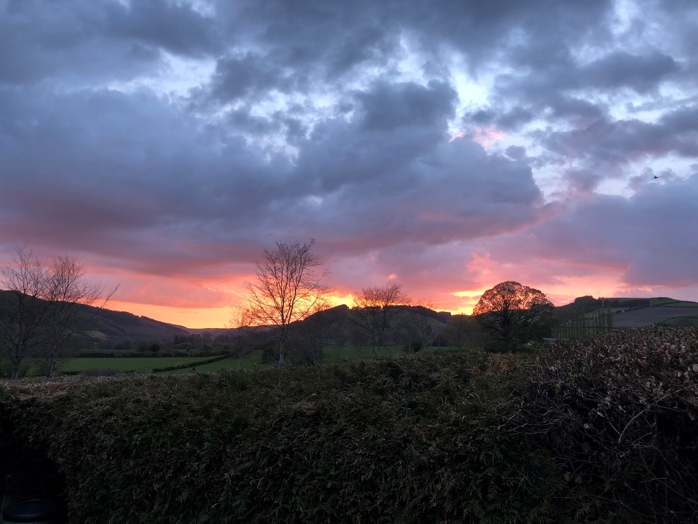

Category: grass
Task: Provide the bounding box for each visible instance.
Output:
[659,316,698,327]
[656,300,698,307]
[160,345,466,374]
[60,357,211,374]
[161,352,272,374]
[648,298,698,307]
[649,297,678,306]
[2,345,474,378]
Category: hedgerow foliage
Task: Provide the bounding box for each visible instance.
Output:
[1,352,562,523]
[515,327,698,522]
[1,328,697,523]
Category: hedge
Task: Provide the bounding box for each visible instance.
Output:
[77,351,230,359]
[151,353,232,373]
[1,328,696,523]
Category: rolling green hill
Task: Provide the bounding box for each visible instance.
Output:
[555,295,698,328]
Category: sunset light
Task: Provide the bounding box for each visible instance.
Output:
[3,4,697,522]
[0,0,696,329]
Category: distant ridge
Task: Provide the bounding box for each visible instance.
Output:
[555,295,698,328]
[0,289,190,347]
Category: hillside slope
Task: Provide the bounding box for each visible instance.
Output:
[0,290,189,347]
[556,295,698,328]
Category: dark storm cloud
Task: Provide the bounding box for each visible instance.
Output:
[0,85,290,269]
[484,50,678,136]
[544,105,698,166]
[0,74,545,276]
[499,50,679,100]
[580,51,678,92]
[210,53,284,102]
[205,0,614,104]
[0,0,696,307]
[356,80,456,132]
[104,0,220,57]
[0,0,219,86]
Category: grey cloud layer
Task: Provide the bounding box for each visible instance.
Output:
[0,0,696,299]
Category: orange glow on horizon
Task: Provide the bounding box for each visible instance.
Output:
[108,273,668,330]
[107,300,235,329]
[108,291,360,329]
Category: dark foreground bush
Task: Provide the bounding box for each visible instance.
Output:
[513,327,698,523]
[1,330,696,523]
[1,352,564,523]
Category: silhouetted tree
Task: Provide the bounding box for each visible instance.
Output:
[245,239,328,368]
[473,281,553,351]
[42,255,112,376]
[351,282,409,360]
[406,303,443,352]
[228,305,257,370]
[0,247,112,378]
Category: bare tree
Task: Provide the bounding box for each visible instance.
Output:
[227,305,256,370]
[351,282,409,361]
[43,256,111,377]
[0,247,113,378]
[245,239,328,368]
[0,248,50,378]
[406,302,444,352]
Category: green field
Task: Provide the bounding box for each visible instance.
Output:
[659,316,698,327]
[161,353,269,374]
[60,357,210,374]
[649,297,677,306]
[0,345,472,378]
[160,345,460,374]
[655,301,698,308]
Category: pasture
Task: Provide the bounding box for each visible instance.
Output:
[613,306,698,328]
[3,345,463,378]
[60,356,213,374]
[161,345,458,374]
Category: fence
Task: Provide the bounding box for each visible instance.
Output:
[553,306,613,340]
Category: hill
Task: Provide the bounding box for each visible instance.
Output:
[0,290,189,348]
[556,295,698,328]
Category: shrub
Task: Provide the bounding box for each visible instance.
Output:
[513,327,698,522]
[0,352,566,523]
[3,331,696,523]
[260,342,278,363]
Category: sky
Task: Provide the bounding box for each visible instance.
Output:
[1,0,697,328]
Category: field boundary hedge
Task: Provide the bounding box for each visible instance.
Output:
[151,353,232,373]
[77,350,230,358]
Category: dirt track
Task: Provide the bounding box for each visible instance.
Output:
[613,307,698,328]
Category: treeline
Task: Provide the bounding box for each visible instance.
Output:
[1,239,561,378]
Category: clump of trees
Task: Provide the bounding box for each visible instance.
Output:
[234,240,555,366]
[0,247,113,378]
[0,239,561,377]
